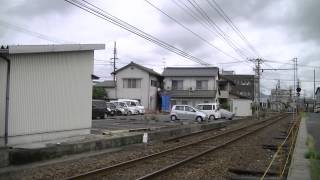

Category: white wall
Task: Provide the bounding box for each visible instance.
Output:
[105,87,116,99]
[7,51,93,145]
[231,99,252,116]
[163,77,216,90]
[115,66,159,111]
[0,60,7,146]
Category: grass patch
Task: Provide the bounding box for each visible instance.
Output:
[305,135,320,180]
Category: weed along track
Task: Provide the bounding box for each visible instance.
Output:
[65,114,291,180]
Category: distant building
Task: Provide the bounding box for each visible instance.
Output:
[221,74,256,100]
[0,44,104,146]
[270,88,292,111]
[162,67,219,109]
[111,62,162,111]
[218,75,253,116]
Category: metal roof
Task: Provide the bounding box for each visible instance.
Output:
[1,44,105,54]
[162,67,219,77]
[94,80,116,88]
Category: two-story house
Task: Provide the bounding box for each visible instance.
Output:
[112,62,161,111]
[221,72,256,101]
[161,67,219,108]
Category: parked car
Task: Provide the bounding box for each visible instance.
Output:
[92,99,106,119]
[219,108,235,120]
[111,101,138,115]
[105,102,117,116]
[118,99,145,115]
[170,105,208,122]
[195,103,221,120]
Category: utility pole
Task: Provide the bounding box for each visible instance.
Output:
[292,57,298,121]
[110,41,118,98]
[250,58,263,120]
[111,42,118,82]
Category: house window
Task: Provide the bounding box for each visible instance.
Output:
[123,79,141,88]
[196,80,208,90]
[151,80,158,87]
[172,80,183,90]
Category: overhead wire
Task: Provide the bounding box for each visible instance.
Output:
[64,0,211,66]
[144,0,241,62]
[208,0,261,57]
[187,0,250,59]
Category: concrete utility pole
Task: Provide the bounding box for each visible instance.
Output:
[292,57,298,121]
[111,41,118,98]
[252,58,263,120]
[111,42,118,83]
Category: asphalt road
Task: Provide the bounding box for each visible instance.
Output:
[306,113,320,151]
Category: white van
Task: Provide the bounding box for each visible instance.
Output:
[195,103,221,120]
[118,99,145,115]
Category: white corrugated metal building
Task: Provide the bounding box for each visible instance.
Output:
[0,44,104,146]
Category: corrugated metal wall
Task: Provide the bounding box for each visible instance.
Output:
[0,60,7,140]
[8,51,93,137]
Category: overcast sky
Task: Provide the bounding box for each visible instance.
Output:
[1,0,320,97]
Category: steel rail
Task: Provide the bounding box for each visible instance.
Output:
[64,114,287,180]
[137,114,289,179]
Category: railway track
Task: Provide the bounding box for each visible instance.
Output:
[65,114,289,180]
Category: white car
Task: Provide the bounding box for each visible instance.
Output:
[220,108,235,120]
[170,105,208,122]
[111,101,138,115]
[195,103,221,120]
[118,99,145,115]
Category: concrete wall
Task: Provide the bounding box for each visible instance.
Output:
[115,66,159,111]
[6,51,93,145]
[0,60,7,146]
[163,76,216,90]
[231,99,252,116]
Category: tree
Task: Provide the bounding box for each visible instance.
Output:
[92,87,106,99]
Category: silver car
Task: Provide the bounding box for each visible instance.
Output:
[170,105,208,122]
[219,108,235,120]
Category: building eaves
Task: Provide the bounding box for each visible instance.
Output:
[5,44,105,54]
[113,61,161,77]
[162,67,219,77]
[94,80,116,88]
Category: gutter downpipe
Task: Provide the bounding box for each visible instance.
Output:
[0,54,10,146]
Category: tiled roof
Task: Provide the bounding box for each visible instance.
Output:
[113,61,161,77]
[162,67,219,77]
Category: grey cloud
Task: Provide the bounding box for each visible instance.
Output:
[1,0,70,18]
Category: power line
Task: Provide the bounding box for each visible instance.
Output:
[187,0,251,59]
[64,0,211,66]
[208,0,261,57]
[144,0,241,61]
[0,19,71,44]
